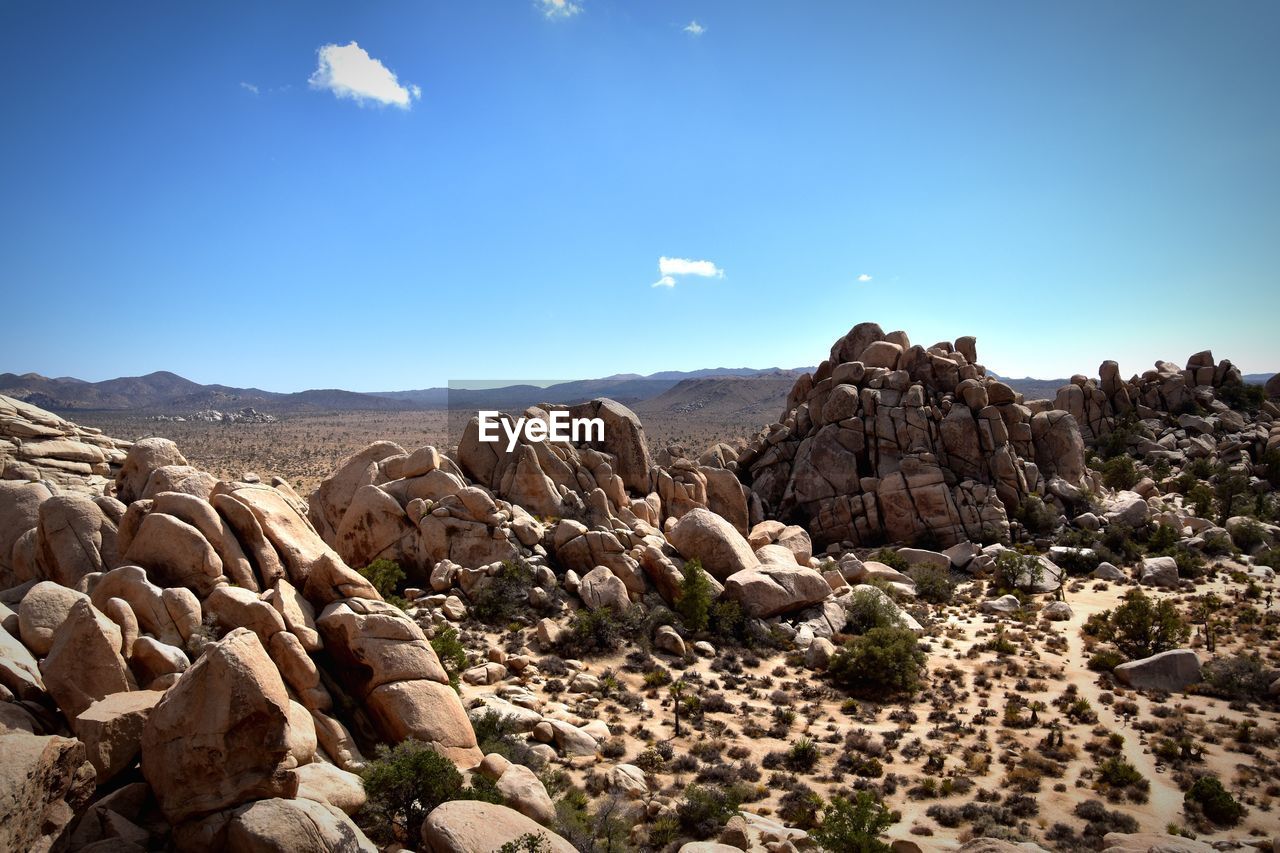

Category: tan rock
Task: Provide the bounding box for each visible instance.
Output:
[294,762,367,815]
[421,800,577,853]
[40,599,135,719]
[140,628,297,823]
[18,581,90,657]
[224,797,377,853]
[123,512,225,597]
[366,679,482,766]
[497,763,555,824]
[75,690,164,783]
[668,507,760,581]
[0,623,45,701]
[116,438,187,503]
[36,495,112,587]
[151,491,257,591]
[0,731,96,853]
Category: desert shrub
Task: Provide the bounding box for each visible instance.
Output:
[812,791,894,853]
[1186,483,1215,519]
[778,784,825,829]
[497,834,553,853]
[1262,448,1280,489]
[1053,547,1100,576]
[1088,649,1124,672]
[908,565,955,604]
[360,558,407,606]
[360,739,501,842]
[558,604,645,656]
[676,557,714,632]
[677,784,741,839]
[1095,589,1189,660]
[1074,799,1139,839]
[844,587,902,634]
[430,626,468,690]
[1102,456,1139,490]
[993,550,1043,594]
[1095,756,1149,802]
[708,598,747,643]
[1101,416,1140,460]
[1015,496,1057,536]
[1200,654,1271,701]
[829,627,926,697]
[471,560,535,624]
[1184,776,1244,826]
[785,737,820,773]
[871,549,910,571]
[1217,381,1266,413]
[1231,518,1267,553]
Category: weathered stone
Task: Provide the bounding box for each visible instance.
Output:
[140,628,297,824]
[75,690,164,783]
[668,507,760,581]
[18,581,90,657]
[1114,649,1201,692]
[0,730,96,853]
[41,599,134,720]
[421,800,577,853]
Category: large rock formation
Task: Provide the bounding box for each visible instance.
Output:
[0,394,131,496]
[738,323,1086,549]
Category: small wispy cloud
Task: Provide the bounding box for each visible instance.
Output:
[539,0,582,19]
[652,256,725,288]
[856,273,873,282]
[309,42,420,109]
[683,21,705,36]
[240,81,260,95]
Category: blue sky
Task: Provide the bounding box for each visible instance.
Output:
[2,1,1277,392]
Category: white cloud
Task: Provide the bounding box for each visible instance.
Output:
[856,273,873,282]
[539,0,582,19]
[309,42,420,109]
[683,20,705,36]
[659,256,724,278]
[240,81,260,95]
[652,256,724,288]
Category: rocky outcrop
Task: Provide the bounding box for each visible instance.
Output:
[0,394,130,497]
[738,323,1083,549]
[668,507,760,581]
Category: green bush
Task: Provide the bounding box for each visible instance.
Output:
[1096,589,1189,660]
[360,739,502,842]
[870,549,910,572]
[843,587,903,634]
[676,558,714,632]
[1185,776,1244,826]
[1231,519,1267,553]
[908,565,955,603]
[1102,456,1139,490]
[1201,654,1271,701]
[429,626,468,690]
[497,835,553,853]
[359,558,407,606]
[993,550,1044,594]
[1015,496,1057,536]
[1216,381,1266,413]
[471,560,536,625]
[678,784,741,839]
[1187,483,1215,519]
[828,627,926,697]
[559,604,645,656]
[811,791,894,853]
[1088,649,1125,672]
[785,737,820,772]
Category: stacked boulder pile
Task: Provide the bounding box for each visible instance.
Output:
[735,322,1089,550]
[1049,351,1279,471]
[1,393,132,496]
[0,407,539,851]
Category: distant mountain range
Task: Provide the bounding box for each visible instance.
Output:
[0,367,813,415]
[3,367,1272,418]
